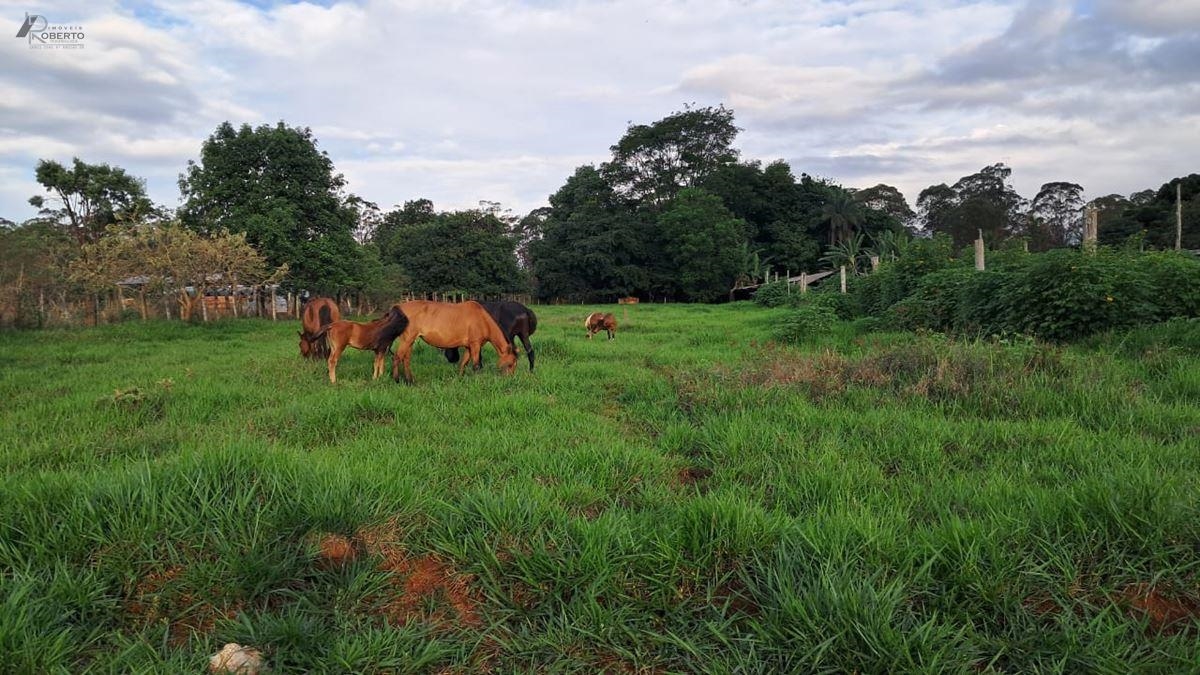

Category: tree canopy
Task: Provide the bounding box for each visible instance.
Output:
[28,158,155,244]
[375,202,525,297]
[178,122,362,294]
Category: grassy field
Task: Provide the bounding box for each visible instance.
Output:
[1,303,1198,673]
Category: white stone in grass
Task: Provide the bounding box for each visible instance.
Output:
[209,643,265,674]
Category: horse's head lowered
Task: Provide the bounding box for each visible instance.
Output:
[298,331,314,357]
[498,344,518,375]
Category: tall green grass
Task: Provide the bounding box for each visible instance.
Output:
[0,304,1197,672]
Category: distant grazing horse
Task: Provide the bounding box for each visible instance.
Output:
[299,297,342,358]
[585,312,617,340]
[310,306,409,384]
[443,300,539,371]
[391,300,517,384]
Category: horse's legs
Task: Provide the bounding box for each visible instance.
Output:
[372,351,385,379]
[327,340,346,384]
[473,341,485,371]
[519,332,535,371]
[392,334,418,384]
[472,342,484,371]
[458,348,468,376]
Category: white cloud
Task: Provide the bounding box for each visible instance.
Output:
[0,0,1197,224]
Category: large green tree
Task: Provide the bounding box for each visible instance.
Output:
[1095,175,1200,249]
[602,105,739,206]
[378,204,525,297]
[28,158,155,244]
[656,189,748,302]
[917,164,1025,250]
[178,121,362,294]
[1027,181,1084,250]
[853,184,915,231]
[531,166,651,301]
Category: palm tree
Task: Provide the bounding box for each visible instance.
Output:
[867,229,912,263]
[820,191,865,245]
[820,232,869,275]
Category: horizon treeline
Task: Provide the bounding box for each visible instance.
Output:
[2,106,1197,325]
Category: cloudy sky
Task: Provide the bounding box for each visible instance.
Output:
[2,0,1198,222]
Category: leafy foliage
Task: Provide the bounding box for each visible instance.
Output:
[1096,174,1200,250]
[70,223,282,321]
[178,122,362,294]
[773,303,838,343]
[861,247,1200,341]
[28,158,156,244]
[376,206,525,297]
[917,164,1025,250]
[602,105,739,205]
[530,166,650,302]
[656,189,748,302]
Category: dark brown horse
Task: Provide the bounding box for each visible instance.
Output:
[310,306,409,383]
[443,300,539,371]
[585,312,617,340]
[391,301,517,384]
[299,297,341,358]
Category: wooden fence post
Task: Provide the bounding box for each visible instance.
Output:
[1083,207,1098,254]
[974,230,986,271]
[839,266,847,294]
[870,255,880,272]
[800,272,808,294]
[1175,183,1182,251]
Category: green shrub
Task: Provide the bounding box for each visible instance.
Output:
[803,288,860,319]
[753,281,792,308]
[1141,251,1200,319]
[773,304,838,344]
[860,247,1200,342]
[880,268,972,333]
[852,235,956,316]
[997,250,1157,341]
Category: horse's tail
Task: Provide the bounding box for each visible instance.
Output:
[372,306,409,353]
[311,323,333,358]
[318,304,332,327]
[444,348,461,364]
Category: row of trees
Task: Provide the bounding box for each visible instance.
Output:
[2,107,1197,327]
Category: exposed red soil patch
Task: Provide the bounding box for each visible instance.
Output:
[1116,583,1200,635]
[314,533,359,568]
[124,564,242,646]
[367,552,482,630]
[349,520,482,631]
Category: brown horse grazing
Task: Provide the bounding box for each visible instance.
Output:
[443,300,539,371]
[310,306,409,383]
[585,312,617,340]
[391,300,517,384]
[299,297,342,359]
